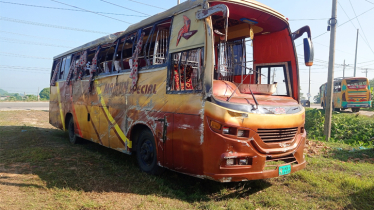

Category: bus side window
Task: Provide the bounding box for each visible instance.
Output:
[117,32,138,71]
[59,57,67,80]
[169,48,203,92]
[62,55,72,80]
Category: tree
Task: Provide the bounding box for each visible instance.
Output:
[314,94,321,104]
[39,88,50,100]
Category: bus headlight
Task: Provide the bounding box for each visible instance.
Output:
[226,158,234,165]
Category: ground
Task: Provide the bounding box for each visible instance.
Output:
[0,111,373,209]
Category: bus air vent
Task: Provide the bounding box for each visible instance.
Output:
[257,127,298,143]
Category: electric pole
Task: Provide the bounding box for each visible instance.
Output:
[38,87,40,101]
[354,29,359,77]
[308,66,311,102]
[177,0,180,4]
[362,69,368,78]
[342,60,349,79]
[324,0,338,141]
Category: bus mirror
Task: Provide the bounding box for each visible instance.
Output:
[303,38,314,66]
[196,4,229,41]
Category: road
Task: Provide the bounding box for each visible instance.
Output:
[309,103,374,117]
[0,102,49,111]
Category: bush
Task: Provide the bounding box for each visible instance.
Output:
[305,108,374,146]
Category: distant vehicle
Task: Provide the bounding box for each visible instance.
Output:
[49,0,314,182]
[320,77,372,112]
[300,100,310,107]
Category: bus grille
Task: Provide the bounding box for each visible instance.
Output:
[257,127,298,143]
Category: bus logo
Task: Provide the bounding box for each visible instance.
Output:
[176,16,198,46]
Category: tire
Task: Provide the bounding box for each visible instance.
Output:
[68,117,79,144]
[136,130,163,175]
[352,108,360,113]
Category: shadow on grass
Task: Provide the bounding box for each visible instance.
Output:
[0,125,272,203]
[345,186,374,210]
[327,147,374,162]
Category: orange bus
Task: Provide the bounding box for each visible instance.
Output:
[50,0,314,182]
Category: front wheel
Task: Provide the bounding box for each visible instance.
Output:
[68,117,80,144]
[136,130,163,175]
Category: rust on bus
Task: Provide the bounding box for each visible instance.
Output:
[49,0,313,182]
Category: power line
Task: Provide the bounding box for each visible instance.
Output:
[0,30,78,43]
[364,0,374,5]
[0,1,147,17]
[0,52,51,60]
[348,0,374,55]
[0,69,49,74]
[0,37,73,48]
[338,1,374,55]
[0,16,109,34]
[358,60,374,64]
[0,65,50,70]
[296,6,374,44]
[100,0,150,16]
[126,0,166,10]
[50,0,132,24]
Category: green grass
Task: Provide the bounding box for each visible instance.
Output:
[0,111,374,209]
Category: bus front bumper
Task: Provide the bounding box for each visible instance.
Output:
[205,161,306,182]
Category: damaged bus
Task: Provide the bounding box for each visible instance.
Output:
[50,0,314,182]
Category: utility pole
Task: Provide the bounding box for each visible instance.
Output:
[342,60,349,79]
[177,0,180,4]
[354,29,359,77]
[362,69,368,77]
[308,66,311,102]
[38,87,40,101]
[324,0,338,141]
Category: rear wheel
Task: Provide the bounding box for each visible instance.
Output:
[68,117,79,144]
[136,130,163,175]
[352,108,360,113]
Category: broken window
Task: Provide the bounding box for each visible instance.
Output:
[96,43,116,74]
[116,32,138,71]
[143,19,172,67]
[168,47,204,92]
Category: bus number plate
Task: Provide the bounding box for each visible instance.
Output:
[279,165,291,176]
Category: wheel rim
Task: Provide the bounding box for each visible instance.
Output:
[140,139,154,166]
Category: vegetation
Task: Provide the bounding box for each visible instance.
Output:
[305,108,374,146]
[1,111,373,209]
[0,88,49,102]
[39,87,50,100]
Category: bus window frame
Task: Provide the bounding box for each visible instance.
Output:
[167,47,205,94]
[254,62,292,97]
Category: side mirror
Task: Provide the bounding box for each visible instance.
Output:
[303,38,314,66]
[292,26,314,66]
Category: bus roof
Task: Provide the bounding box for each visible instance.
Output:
[320,77,369,86]
[53,0,287,59]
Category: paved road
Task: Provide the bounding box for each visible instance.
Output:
[0,102,49,111]
[309,103,373,117]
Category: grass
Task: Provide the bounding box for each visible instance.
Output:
[0,110,374,209]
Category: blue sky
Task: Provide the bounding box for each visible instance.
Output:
[0,0,373,98]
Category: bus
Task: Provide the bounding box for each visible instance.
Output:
[49,0,314,182]
[320,77,372,112]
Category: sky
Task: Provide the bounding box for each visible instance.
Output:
[0,0,373,98]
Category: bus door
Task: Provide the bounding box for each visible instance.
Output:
[154,113,174,169]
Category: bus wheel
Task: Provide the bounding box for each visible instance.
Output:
[352,108,360,112]
[136,130,163,175]
[68,117,80,144]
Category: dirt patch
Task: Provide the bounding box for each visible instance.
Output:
[304,140,331,157]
